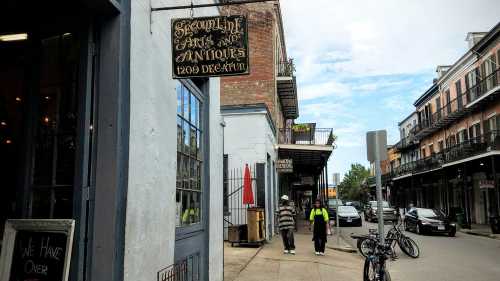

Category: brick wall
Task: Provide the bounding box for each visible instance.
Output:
[220,3,286,129]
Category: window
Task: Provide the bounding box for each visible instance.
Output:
[455,80,463,109]
[429,144,434,155]
[438,140,444,152]
[435,97,441,120]
[465,68,480,101]
[176,81,203,227]
[445,90,451,114]
[422,148,426,158]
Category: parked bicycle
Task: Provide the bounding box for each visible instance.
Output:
[352,222,420,259]
[351,232,393,281]
[386,221,420,258]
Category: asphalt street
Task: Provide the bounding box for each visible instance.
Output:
[337,217,500,281]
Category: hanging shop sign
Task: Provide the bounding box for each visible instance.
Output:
[172,15,249,78]
[0,219,75,281]
[277,159,293,173]
[479,180,495,189]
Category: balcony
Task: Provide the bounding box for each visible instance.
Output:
[392,130,500,179]
[278,124,336,146]
[414,68,500,140]
[395,133,418,152]
[277,59,298,119]
[277,124,335,175]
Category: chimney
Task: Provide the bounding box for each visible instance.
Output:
[466,32,487,49]
[436,65,451,79]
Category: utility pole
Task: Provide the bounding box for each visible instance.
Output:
[367,130,388,245]
[335,182,340,245]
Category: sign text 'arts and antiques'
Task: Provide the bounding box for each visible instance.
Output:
[172,15,249,78]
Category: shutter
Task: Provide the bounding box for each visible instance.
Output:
[497,115,500,132]
[484,119,490,133]
[480,61,486,79]
[491,53,497,85]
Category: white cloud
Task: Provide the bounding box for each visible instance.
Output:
[298,80,351,101]
[281,0,500,77]
[280,0,500,176]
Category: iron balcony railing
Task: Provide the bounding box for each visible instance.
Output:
[391,130,500,178]
[414,68,500,136]
[278,127,335,146]
[395,133,418,151]
[278,59,295,77]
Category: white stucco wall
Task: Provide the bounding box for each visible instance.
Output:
[126,1,223,281]
[222,112,278,239]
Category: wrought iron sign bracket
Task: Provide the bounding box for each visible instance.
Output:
[149,0,276,34]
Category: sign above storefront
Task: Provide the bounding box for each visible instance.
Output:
[479,180,495,189]
[277,159,293,173]
[172,15,249,78]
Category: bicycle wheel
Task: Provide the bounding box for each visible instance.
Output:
[363,258,377,281]
[398,236,420,258]
[359,238,375,258]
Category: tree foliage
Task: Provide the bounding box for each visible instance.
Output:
[338,163,370,202]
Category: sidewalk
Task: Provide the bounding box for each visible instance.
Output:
[459,224,500,240]
[224,232,363,281]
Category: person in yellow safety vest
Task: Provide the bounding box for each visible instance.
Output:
[309,199,329,256]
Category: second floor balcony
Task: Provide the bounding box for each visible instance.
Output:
[278,124,336,147]
[391,130,500,179]
[277,59,298,119]
[414,67,500,139]
[395,133,418,151]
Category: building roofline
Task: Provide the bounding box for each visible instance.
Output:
[437,21,500,85]
[398,111,417,126]
[413,83,438,107]
[221,103,277,134]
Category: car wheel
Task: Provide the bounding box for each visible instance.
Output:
[404,221,409,231]
[416,223,422,235]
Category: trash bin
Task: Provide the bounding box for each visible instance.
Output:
[456,212,465,228]
[490,216,500,234]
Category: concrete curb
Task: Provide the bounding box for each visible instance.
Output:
[459,229,500,240]
[327,245,357,253]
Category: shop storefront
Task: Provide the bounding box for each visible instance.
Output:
[0,1,224,281]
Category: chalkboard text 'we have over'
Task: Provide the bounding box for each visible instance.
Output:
[11,231,67,280]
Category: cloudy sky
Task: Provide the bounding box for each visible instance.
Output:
[280,0,500,182]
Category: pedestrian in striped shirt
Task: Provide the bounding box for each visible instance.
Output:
[277,195,296,254]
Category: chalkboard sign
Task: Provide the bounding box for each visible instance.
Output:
[172,15,249,78]
[0,219,75,281]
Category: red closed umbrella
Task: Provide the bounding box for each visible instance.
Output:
[242,164,254,205]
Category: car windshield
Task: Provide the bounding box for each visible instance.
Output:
[418,208,444,218]
[370,201,389,208]
[338,206,357,214]
[328,199,343,206]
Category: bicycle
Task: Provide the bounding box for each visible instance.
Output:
[353,223,420,259]
[386,221,420,258]
[363,240,393,281]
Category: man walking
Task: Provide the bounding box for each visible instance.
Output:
[277,195,296,254]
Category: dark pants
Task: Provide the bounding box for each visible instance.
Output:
[281,229,295,250]
[314,237,326,253]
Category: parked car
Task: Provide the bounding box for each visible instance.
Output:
[337,206,362,226]
[345,201,362,213]
[404,208,456,237]
[327,198,343,219]
[364,200,398,222]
